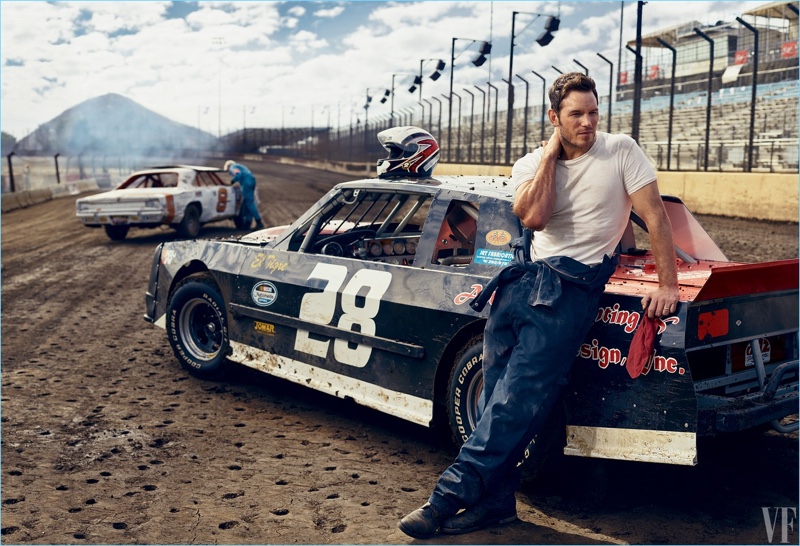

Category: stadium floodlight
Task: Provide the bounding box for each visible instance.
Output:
[472,41,492,66]
[536,16,561,46]
[449,38,492,159]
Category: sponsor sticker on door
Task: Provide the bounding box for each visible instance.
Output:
[251,281,278,307]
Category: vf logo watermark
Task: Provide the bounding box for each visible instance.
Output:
[762,507,797,544]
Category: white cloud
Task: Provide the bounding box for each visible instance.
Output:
[314,6,345,18]
[0,1,786,139]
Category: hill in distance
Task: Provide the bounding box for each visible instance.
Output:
[15,93,215,155]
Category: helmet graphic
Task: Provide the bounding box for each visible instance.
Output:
[376,126,439,179]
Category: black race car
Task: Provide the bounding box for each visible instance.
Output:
[145,174,798,468]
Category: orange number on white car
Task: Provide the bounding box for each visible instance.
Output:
[216,188,228,213]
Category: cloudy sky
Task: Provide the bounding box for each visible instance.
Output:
[1,0,769,139]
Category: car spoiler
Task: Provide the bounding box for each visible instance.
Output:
[694,259,799,302]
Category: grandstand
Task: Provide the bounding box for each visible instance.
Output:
[321,1,799,173]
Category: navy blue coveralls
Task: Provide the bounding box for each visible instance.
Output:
[427,231,617,516]
[229,162,263,227]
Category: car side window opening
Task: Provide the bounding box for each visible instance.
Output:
[160,173,179,187]
[296,189,431,265]
[119,173,179,189]
[194,172,218,187]
[119,175,148,189]
[432,200,479,267]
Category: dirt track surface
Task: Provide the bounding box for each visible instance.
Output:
[2,160,798,545]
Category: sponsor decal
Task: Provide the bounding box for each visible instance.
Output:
[254,321,276,335]
[474,248,514,267]
[584,306,684,375]
[453,283,495,307]
[454,284,483,305]
[578,338,685,375]
[251,281,278,307]
[251,253,289,274]
[595,304,679,334]
[485,229,512,246]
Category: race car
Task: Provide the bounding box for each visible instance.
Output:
[76,165,246,240]
[144,174,798,468]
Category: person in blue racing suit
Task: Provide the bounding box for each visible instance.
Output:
[224,160,264,230]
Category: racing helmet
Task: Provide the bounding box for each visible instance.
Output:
[223,160,235,172]
[376,126,439,179]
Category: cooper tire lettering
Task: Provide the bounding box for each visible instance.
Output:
[166,275,230,380]
[447,337,484,445]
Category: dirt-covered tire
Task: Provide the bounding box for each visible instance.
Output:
[176,205,201,238]
[446,337,484,446]
[445,335,567,478]
[167,276,230,380]
[104,224,129,241]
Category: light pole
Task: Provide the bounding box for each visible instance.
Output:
[390,73,416,125]
[694,27,715,171]
[413,58,446,103]
[463,88,476,163]
[736,16,759,172]
[574,59,589,75]
[505,11,560,164]
[515,74,530,156]
[505,11,560,163]
[632,1,644,144]
[531,70,546,144]
[655,39,676,170]
[211,36,226,138]
[365,87,389,149]
[475,85,486,163]
[422,98,433,129]
[432,96,443,142]
[487,81,499,164]
[452,91,462,161]
[597,53,614,133]
[449,37,492,161]
[626,43,642,142]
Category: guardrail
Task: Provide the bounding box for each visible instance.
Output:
[1,178,99,213]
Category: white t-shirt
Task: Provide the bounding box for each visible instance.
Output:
[512,131,656,265]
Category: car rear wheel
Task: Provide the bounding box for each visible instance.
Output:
[445,335,566,478]
[447,337,484,445]
[176,205,201,238]
[104,224,129,240]
[167,275,229,380]
[233,213,251,230]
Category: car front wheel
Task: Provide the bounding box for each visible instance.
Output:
[104,224,129,240]
[167,276,229,380]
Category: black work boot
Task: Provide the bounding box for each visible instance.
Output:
[441,503,517,535]
[398,503,443,539]
[254,221,265,230]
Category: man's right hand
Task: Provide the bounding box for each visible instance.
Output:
[541,127,562,159]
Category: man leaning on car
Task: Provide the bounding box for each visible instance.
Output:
[399,72,680,538]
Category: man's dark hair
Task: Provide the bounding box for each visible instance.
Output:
[548,72,598,114]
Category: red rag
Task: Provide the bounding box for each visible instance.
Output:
[626,315,658,379]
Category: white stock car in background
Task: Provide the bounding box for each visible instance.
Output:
[76,165,245,240]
